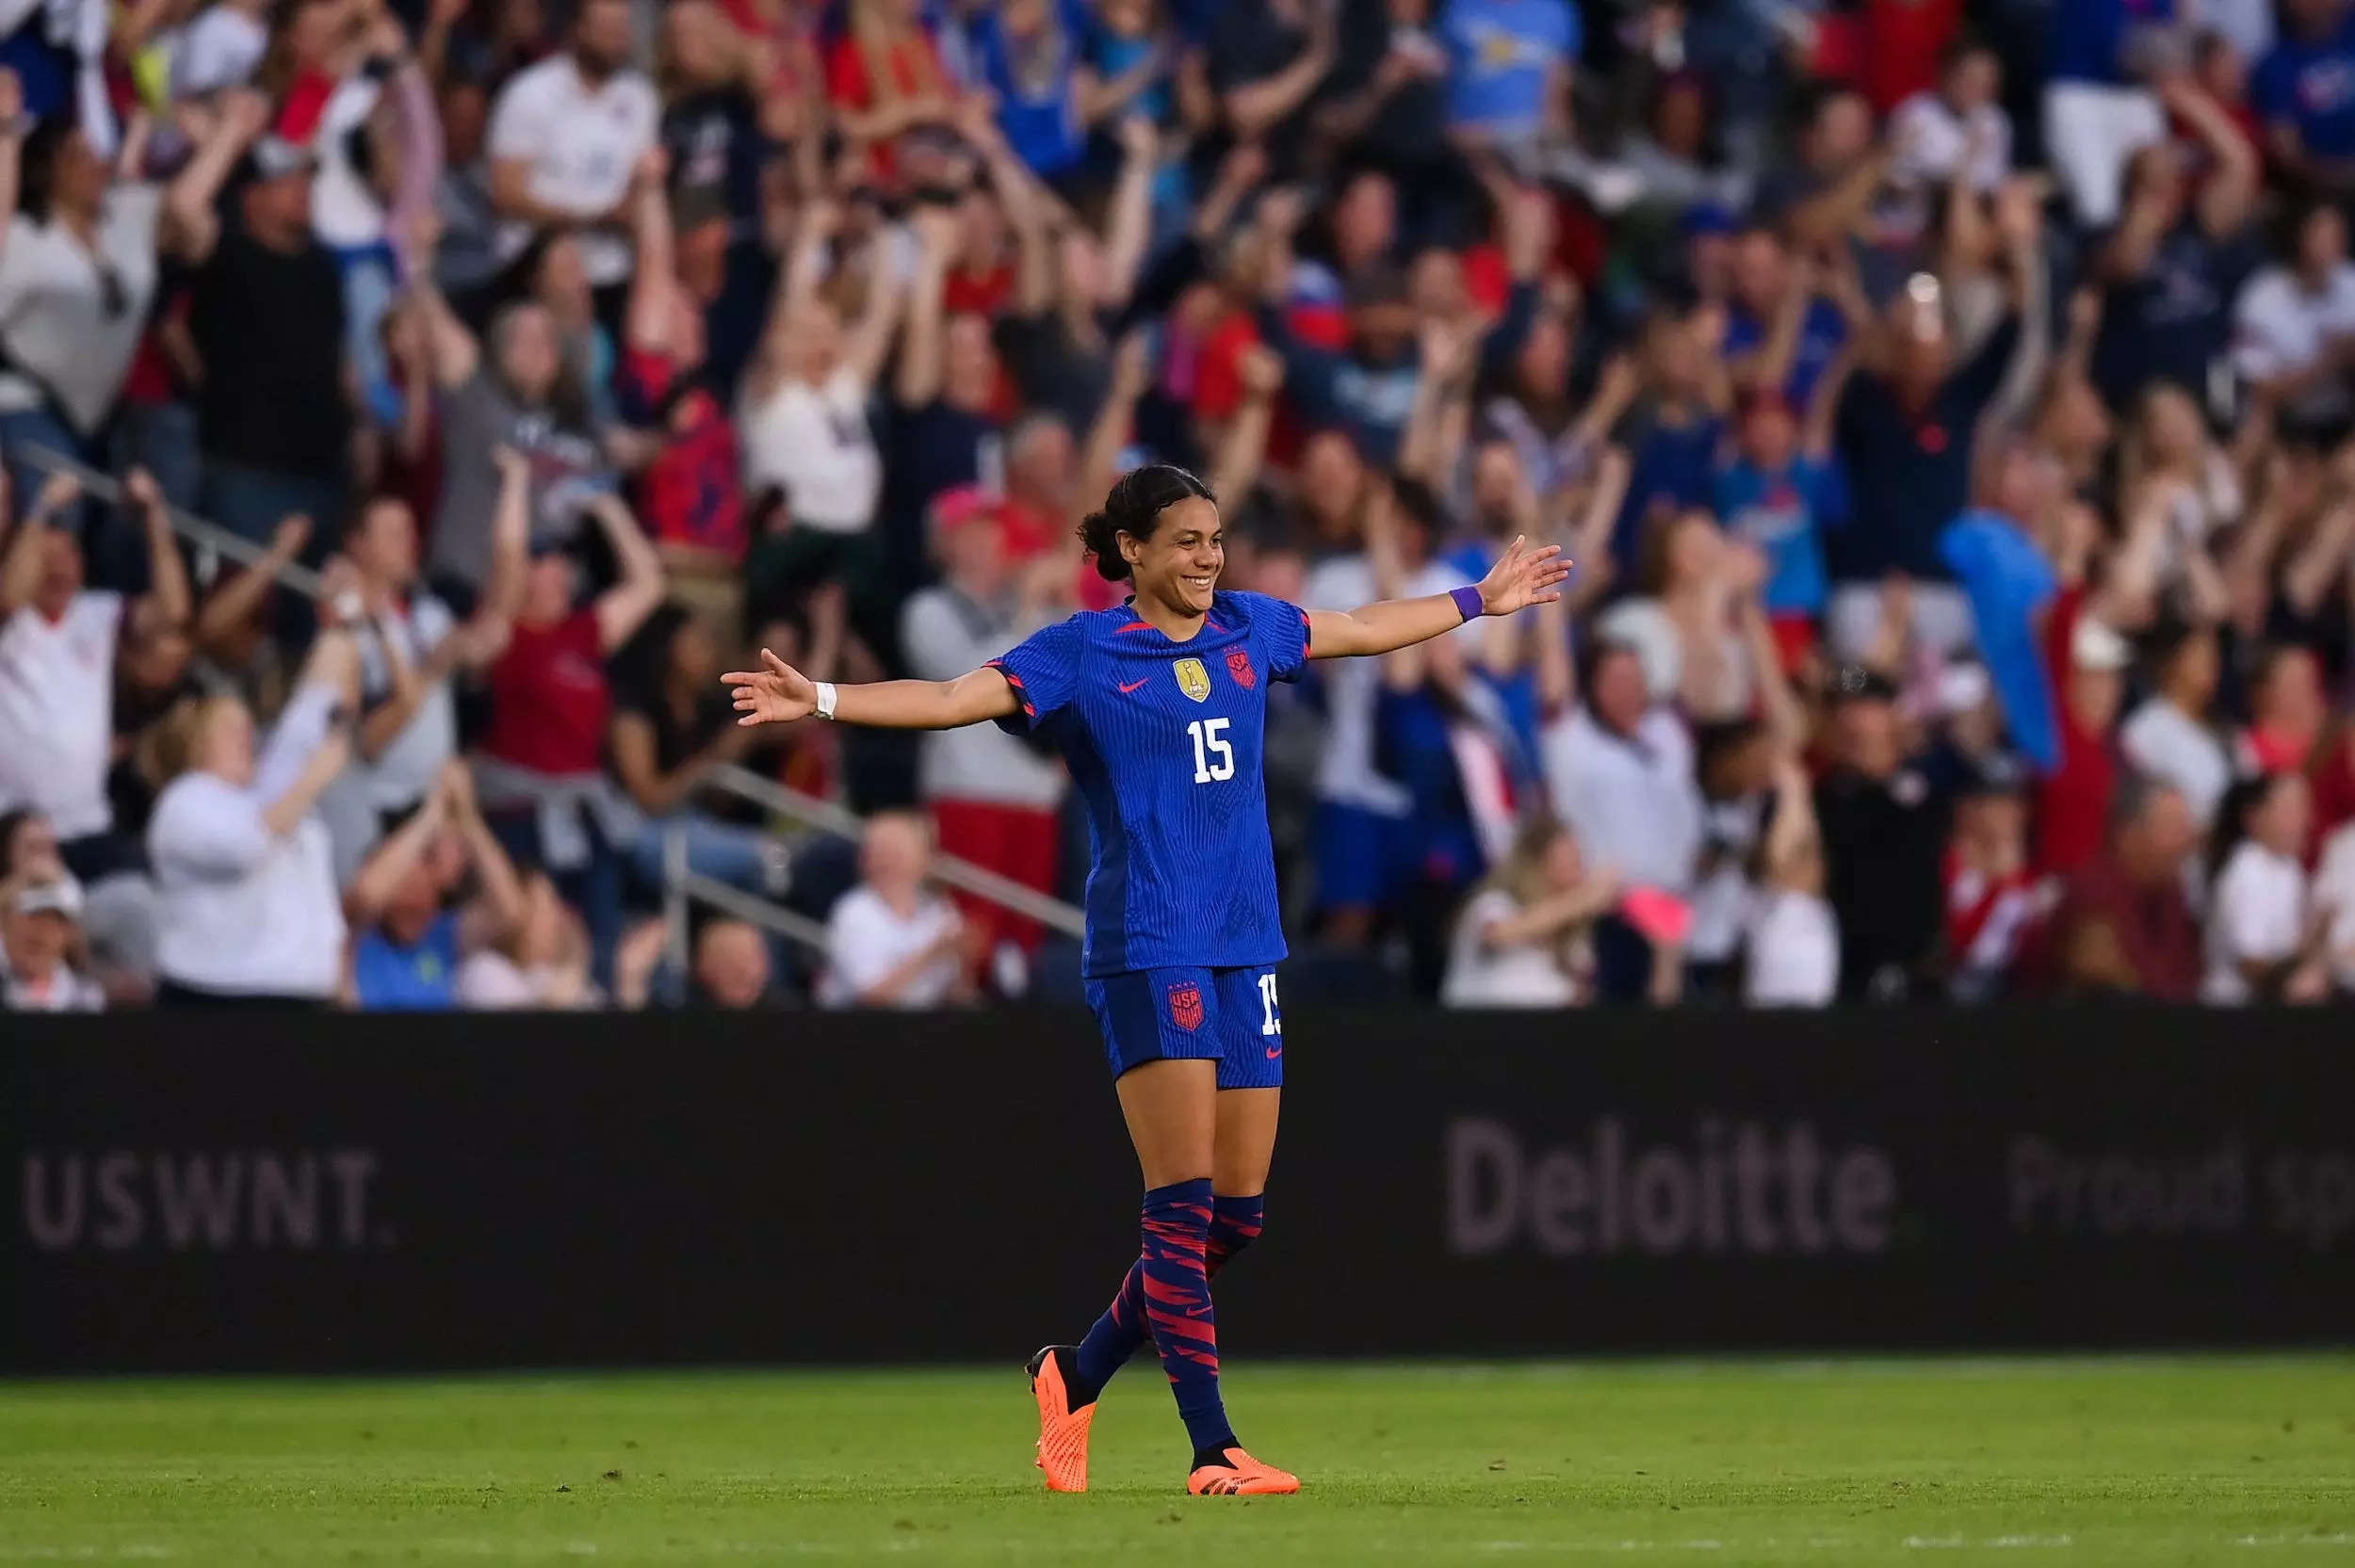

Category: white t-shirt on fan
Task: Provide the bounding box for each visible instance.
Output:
[2201,840,2306,1005]
[485,55,658,286]
[0,591,120,838]
[820,886,961,1009]
[1744,889,1840,1007]
[1440,887,1582,1008]
[740,367,882,533]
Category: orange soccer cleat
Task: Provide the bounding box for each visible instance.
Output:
[1028,1346,1096,1494]
[1186,1446,1301,1496]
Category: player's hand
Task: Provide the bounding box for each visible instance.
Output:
[723,648,819,726]
[1474,535,1571,617]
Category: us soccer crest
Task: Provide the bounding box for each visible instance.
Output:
[1173,657,1210,702]
[1226,647,1257,690]
[1168,983,1204,1030]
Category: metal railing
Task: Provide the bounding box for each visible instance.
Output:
[18,443,1089,944]
[706,764,1083,938]
[23,445,324,596]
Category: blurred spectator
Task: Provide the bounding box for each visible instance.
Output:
[0,868,100,1010]
[1597,509,1763,722]
[1543,639,1702,1001]
[1890,39,2012,200]
[2201,768,2328,1003]
[455,865,600,1009]
[1714,376,1846,669]
[690,914,779,1008]
[2312,813,2355,994]
[474,469,665,981]
[0,74,242,495]
[2087,83,2258,413]
[408,258,614,603]
[1437,0,1575,166]
[2243,641,2329,774]
[740,195,903,620]
[144,628,358,1007]
[2035,601,2132,878]
[2232,200,2355,437]
[1440,816,1612,1007]
[0,467,188,882]
[1827,252,2032,662]
[345,758,525,1010]
[2120,620,2232,828]
[339,496,490,800]
[610,606,785,897]
[1209,0,1337,172]
[2042,0,2178,227]
[820,810,969,1008]
[1942,757,2045,1002]
[180,107,356,547]
[2043,773,2201,999]
[901,509,1069,978]
[485,0,656,298]
[1745,755,1839,1008]
[2252,0,2355,199]
[0,803,59,880]
[1813,666,1949,1001]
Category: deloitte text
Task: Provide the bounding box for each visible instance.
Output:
[1446,1116,1898,1257]
[21,1150,386,1251]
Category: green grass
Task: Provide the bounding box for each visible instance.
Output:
[5,1358,2355,1565]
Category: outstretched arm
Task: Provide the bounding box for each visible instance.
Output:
[725,651,1018,730]
[1307,536,1568,660]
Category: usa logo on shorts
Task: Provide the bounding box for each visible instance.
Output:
[1168,984,1204,1031]
[1226,647,1256,690]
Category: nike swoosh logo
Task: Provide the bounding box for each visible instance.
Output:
[1117,678,1150,694]
[1264,1045,1282,1059]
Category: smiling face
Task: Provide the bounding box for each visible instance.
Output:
[1123,495,1225,620]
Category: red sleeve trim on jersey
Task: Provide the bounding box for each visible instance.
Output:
[985,659,1035,716]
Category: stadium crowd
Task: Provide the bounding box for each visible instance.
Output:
[7,0,2355,1012]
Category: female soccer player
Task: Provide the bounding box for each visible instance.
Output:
[724,464,1567,1496]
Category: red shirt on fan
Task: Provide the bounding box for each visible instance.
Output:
[2034,589,2117,876]
[484,610,610,776]
[623,348,745,561]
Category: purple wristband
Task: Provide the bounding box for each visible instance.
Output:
[1449,585,1485,623]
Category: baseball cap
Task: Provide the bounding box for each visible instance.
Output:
[1826,662,1901,705]
[10,873,83,920]
[250,135,319,181]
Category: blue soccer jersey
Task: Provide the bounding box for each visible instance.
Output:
[989,590,1311,977]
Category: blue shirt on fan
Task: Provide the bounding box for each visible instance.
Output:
[2252,16,2355,159]
[1441,0,1580,139]
[990,591,1311,977]
[2051,0,2176,85]
[1714,454,1847,617]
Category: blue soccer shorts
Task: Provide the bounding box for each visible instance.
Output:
[1084,964,1285,1089]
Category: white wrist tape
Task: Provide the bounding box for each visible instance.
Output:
[813,681,839,720]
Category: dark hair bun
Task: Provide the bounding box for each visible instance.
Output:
[1075,465,1216,582]
[1078,510,1128,581]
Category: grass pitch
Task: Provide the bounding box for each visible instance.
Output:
[5,1357,2353,1565]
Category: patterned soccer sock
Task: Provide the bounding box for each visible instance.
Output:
[1131,1178,1234,1454]
[1206,1192,1264,1274]
[1072,1192,1264,1405]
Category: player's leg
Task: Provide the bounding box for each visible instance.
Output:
[1031,970,1226,1493]
[1181,966,1297,1495]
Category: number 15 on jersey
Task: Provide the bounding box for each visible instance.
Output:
[1188,718,1233,784]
